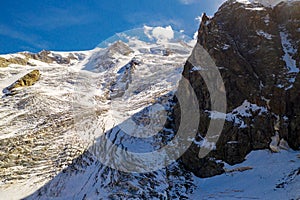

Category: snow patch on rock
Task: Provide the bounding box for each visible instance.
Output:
[208,100,268,128]
[256,30,273,40]
[280,30,299,74]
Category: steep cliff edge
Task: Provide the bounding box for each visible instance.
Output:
[176,0,300,177]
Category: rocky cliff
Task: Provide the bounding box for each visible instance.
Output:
[176,0,300,177]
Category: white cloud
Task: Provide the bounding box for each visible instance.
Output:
[152,26,175,42]
[143,25,175,42]
[195,15,202,23]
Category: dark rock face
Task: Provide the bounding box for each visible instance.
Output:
[176,1,300,177]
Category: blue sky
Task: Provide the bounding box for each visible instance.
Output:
[0,0,225,54]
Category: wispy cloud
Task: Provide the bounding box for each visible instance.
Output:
[16,6,97,31]
[178,0,198,4]
[0,24,49,49]
[195,15,202,23]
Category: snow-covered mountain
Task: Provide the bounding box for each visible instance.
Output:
[0,0,300,199]
[0,26,198,199]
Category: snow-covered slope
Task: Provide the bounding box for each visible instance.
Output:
[191,150,300,199]
[0,26,194,199]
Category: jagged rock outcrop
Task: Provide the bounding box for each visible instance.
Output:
[107,40,134,56]
[0,50,83,68]
[175,0,300,177]
[110,58,141,99]
[22,50,82,65]
[5,69,41,92]
[0,56,35,67]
